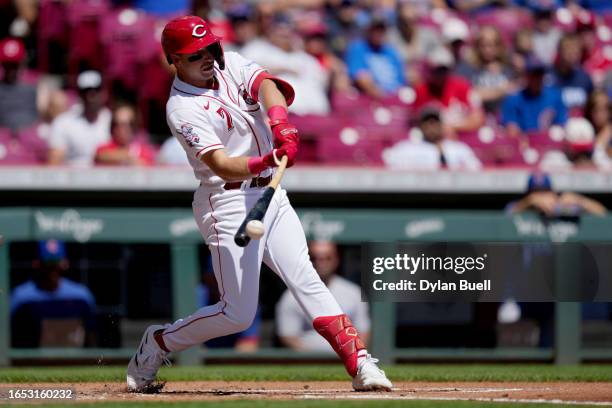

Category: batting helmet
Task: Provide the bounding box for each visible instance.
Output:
[161,16,225,70]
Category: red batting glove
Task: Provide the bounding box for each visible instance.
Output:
[268,106,299,147]
[280,141,298,168]
[247,148,288,175]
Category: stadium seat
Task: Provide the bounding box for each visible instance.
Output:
[460,130,524,166]
[38,0,70,72]
[317,124,386,165]
[66,0,110,80]
[100,8,156,96]
[0,127,44,165]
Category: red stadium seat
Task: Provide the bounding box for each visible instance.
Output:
[0,126,46,165]
[460,129,524,166]
[38,0,70,72]
[66,0,110,80]
[100,8,156,95]
[317,124,387,165]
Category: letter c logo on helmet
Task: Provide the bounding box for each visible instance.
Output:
[192,25,207,38]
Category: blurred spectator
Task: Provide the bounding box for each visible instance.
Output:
[301,19,353,94]
[225,4,258,52]
[531,4,562,65]
[585,89,612,169]
[540,117,601,169]
[276,241,370,351]
[345,16,405,99]
[157,136,189,165]
[324,0,367,56]
[94,104,154,166]
[242,14,330,115]
[577,10,612,87]
[387,2,442,83]
[10,240,96,348]
[585,89,612,143]
[461,26,516,114]
[548,33,593,112]
[511,28,534,74]
[48,70,111,165]
[501,56,567,139]
[503,171,606,346]
[0,37,38,130]
[413,47,485,135]
[442,18,471,79]
[507,172,607,216]
[382,106,482,170]
[37,89,68,141]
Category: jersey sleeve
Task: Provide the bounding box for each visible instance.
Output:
[167,108,223,160]
[230,51,295,106]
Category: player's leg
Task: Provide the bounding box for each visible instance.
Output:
[262,189,392,391]
[128,190,265,391]
[160,190,265,351]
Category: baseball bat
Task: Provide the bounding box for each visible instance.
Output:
[234,154,289,247]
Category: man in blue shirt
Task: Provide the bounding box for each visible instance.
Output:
[345,17,405,98]
[502,56,567,140]
[548,33,593,111]
[10,240,96,347]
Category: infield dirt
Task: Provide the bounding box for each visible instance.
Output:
[1,381,611,404]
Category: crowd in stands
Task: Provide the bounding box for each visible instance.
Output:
[1,0,612,169]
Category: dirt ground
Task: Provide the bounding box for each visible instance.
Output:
[1,381,611,405]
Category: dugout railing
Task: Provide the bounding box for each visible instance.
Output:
[1,208,611,366]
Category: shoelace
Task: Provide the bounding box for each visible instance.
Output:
[359,354,386,376]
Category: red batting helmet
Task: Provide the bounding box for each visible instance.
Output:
[162,16,225,69]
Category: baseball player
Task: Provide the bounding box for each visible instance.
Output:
[127,16,392,392]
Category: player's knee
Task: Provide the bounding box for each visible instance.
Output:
[227,309,256,333]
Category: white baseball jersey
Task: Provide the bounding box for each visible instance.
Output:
[166,51,274,190]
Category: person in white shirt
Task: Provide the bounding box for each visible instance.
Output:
[382,106,481,170]
[276,241,370,351]
[47,71,111,166]
[241,14,330,116]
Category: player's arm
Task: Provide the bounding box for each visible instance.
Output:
[201,148,285,181]
[257,79,299,166]
[201,149,252,181]
[259,79,288,111]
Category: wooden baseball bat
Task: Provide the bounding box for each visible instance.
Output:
[234,154,289,247]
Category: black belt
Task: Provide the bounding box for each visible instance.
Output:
[224,175,272,190]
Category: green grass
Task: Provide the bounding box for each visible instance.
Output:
[7,401,609,408]
[0,364,611,383]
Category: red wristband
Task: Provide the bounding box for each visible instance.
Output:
[247,156,268,175]
[267,105,288,124]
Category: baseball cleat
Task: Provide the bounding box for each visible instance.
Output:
[127,324,170,393]
[351,355,393,392]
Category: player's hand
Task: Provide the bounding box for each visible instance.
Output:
[279,141,298,168]
[270,119,299,148]
[266,144,297,168]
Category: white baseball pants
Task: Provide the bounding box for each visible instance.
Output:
[161,186,343,351]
